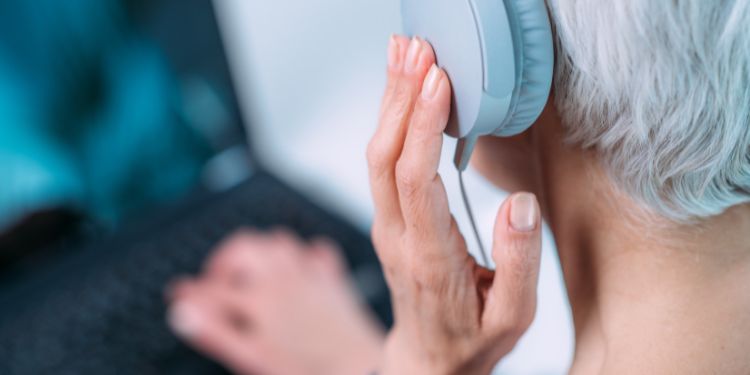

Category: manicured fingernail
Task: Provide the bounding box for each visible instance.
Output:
[405,37,421,72]
[422,65,441,100]
[387,35,401,70]
[510,193,539,232]
[168,302,203,339]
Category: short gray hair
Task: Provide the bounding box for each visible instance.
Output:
[548,0,750,222]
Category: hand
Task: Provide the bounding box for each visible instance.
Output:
[166,230,384,375]
[367,35,543,374]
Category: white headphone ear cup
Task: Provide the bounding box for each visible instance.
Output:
[494,0,554,136]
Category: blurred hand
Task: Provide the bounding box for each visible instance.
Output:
[367,35,543,375]
[167,230,384,375]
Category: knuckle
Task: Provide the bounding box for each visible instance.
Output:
[219,234,253,256]
[496,301,536,339]
[495,236,538,267]
[407,260,449,295]
[411,108,440,136]
[412,120,433,138]
[366,138,391,173]
[401,238,447,292]
[382,77,398,98]
[395,160,423,197]
[405,258,431,288]
[389,83,414,116]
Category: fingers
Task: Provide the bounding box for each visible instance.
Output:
[396,65,452,233]
[205,230,303,286]
[168,231,352,375]
[204,231,262,285]
[367,36,436,233]
[170,279,253,315]
[168,283,262,374]
[369,34,458,271]
[484,193,542,337]
[307,237,346,277]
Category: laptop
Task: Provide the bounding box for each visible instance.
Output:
[0,0,391,374]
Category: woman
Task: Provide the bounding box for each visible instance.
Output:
[167,1,750,373]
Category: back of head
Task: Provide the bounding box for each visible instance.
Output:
[547,0,750,222]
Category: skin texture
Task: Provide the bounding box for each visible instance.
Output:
[167,36,545,375]
[473,84,750,374]
[368,36,543,375]
[167,35,750,374]
[167,231,385,375]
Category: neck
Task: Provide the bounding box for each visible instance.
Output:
[533,116,750,373]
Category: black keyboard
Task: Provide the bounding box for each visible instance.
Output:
[0,171,391,375]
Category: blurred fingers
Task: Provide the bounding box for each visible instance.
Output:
[169,279,253,320]
[204,231,263,284]
[168,282,263,374]
[205,229,303,286]
[307,237,346,276]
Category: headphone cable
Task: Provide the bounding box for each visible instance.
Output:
[458,170,489,266]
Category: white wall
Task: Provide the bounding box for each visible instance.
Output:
[214,1,574,373]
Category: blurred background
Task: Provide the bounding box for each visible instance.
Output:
[0,0,573,373]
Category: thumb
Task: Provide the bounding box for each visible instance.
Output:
[483,192,542,338]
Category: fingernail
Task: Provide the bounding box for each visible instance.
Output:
[387,35,401,70]
[168,302,203,339]
[510,193,539,232]
[405,37,421,72]
[422,65,441,100]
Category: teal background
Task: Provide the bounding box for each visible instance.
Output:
[0,0,211,230]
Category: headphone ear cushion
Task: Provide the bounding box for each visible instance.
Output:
[494,0,554,136]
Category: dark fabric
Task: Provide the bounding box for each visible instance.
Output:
[0,172,391,375]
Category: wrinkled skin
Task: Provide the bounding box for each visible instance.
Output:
[166,35,544,375]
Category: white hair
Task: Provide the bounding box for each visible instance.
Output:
[547,0,750,222]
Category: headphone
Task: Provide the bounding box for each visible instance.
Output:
[401,0,554,171]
